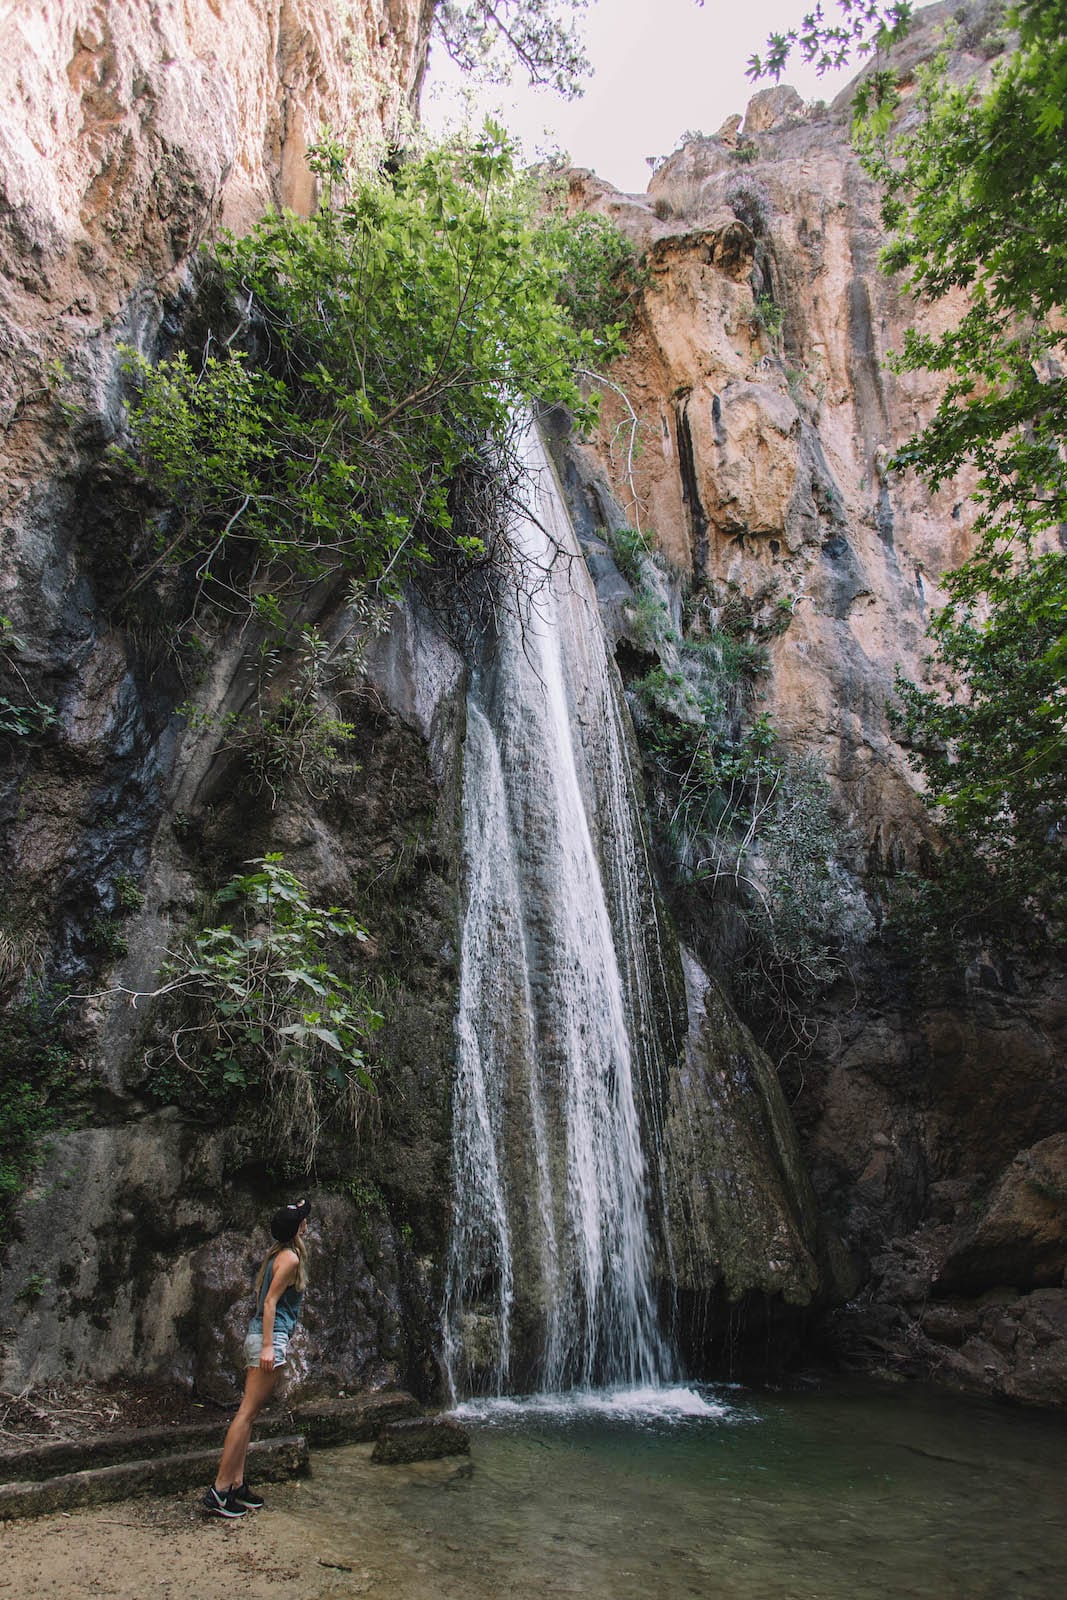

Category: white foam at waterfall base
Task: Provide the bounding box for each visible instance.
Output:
[451,1384,739,1426]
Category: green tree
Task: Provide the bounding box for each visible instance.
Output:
[852,2,1067,933]
[893,554,1066,933]
[121,129,624,614]
[143,856,381,1169]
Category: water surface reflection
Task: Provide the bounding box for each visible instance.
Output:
[296,1379,1067,1599]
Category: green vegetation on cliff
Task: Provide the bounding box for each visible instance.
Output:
[620,558,854,1053]
[0,992,76,1243]
[143,856,381,1170]
[120,129,629,618]
[861,1,1067,937]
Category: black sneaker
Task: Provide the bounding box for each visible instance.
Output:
[203,1484,246,1518]
[229,1481,265,1510]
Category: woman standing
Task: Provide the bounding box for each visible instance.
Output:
[203,1198,309,1518]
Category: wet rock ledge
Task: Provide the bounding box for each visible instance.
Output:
[0,1390,418,1521]
[371,1416,471,1464]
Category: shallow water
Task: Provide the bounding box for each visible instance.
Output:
[295,1379,1067,1599]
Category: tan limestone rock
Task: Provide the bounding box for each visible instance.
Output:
[715,112,743,147]
[743,84,806,134]
[572,60,980,865]
[0,0,428,485]
[695,380,800,537]
[666,953,822,1310]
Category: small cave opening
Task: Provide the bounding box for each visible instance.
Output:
[614,637,661,685]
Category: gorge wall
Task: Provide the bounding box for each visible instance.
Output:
[0,0,456,1402]
[559,0,1067,1405]
[0,0,1064,1414]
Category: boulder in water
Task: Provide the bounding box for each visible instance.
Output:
[371,1417,471,1464]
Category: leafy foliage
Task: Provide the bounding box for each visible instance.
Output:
[87,917,129,960]
[179,619,380,809]
[0,992,77,1242]
[114,873,146,913]
[752,293,784,346]
[862,6,1067,546]
[738,756,858,1020]
[633,663,779,886]
[618,544,853,1046]
[859,1,1067,933]
[432,0,592,97]
[632,653,853,1050]
[0,696,58,740]
[0,612,58,741]
[146,856,381,1170]
[236,630,359,807]
[120,130,622,618]
[744,0,913,80]
[538,210,646,337]
[16,1270,48,1305]
[893,553,1067,935]
[607,524,652,587]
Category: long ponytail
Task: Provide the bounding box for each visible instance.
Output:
[253,1233,308,1303]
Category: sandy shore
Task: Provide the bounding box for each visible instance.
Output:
[0,1478,374,1600]
[0,1441,489,1600]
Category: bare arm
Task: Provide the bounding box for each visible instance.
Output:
[259,1249,299,1371]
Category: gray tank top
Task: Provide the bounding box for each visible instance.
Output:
[248,1256,304,1340]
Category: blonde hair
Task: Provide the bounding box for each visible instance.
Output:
[253,1232,308,1304]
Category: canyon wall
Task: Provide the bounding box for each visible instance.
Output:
[0,0,1063,1412]
[0,0,821,1407]
[562,0,1067,1404]
[0,0,452,1401]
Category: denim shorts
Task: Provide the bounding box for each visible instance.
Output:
[243,1330,290,1370]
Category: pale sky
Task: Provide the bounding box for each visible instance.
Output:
[423,0,858,193]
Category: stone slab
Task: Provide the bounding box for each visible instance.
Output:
[0,1418,228,1485]
[0,1389,418,1483]
[296,1391,421,1447]
[371,1416,470,1464]
[0,1434,307,1522]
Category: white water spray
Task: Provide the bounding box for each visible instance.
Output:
[443,420,676,1398]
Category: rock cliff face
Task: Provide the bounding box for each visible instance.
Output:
[561,0,1067,1405]
[0,0,430,504]
[0,0,446,1400]
[570,6,991,865]
[0,0,828,1406]
[1,0,1063,1412]
[664,956,823,1369]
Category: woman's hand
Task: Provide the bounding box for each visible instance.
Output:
[259,1347,275,1371]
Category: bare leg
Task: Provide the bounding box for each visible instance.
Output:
[214,1366,278,1490]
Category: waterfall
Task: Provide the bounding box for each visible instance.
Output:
[443,419,676,1398]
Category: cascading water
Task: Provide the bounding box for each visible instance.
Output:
[443,418,678,1399]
